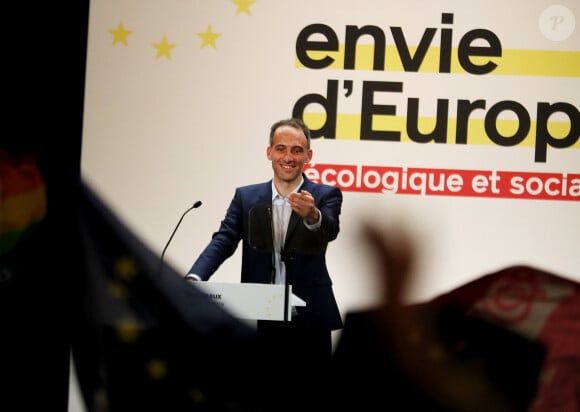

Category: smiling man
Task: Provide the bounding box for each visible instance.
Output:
[185,117,344,410]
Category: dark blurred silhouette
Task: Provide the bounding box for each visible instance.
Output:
[330,223,578,412]
[2,1,89,409]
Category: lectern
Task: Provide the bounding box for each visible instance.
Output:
[246,203,328,321]
[194,282,305,321]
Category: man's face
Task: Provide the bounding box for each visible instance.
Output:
[267,125,312,185]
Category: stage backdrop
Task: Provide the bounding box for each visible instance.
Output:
[82,0,579,315]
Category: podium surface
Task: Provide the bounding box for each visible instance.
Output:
[194,282,305,321]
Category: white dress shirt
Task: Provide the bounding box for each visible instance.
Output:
[270,178,321,285]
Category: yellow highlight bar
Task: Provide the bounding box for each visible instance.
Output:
[303,112,579,148]
[296,46,580,77]
[475,49,580,77]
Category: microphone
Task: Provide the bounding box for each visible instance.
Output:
[159,201,202,275]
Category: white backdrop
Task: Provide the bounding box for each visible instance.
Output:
[81,0,579,319]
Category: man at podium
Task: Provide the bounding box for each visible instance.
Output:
[185,117,343,407]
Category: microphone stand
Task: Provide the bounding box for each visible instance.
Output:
[251,204,297,322]
[158,201,202,276]
[269,206,292,322]
[281,250,295,323]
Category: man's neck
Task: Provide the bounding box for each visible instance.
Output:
[273,177,302,198]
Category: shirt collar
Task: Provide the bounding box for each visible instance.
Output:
[271,177,304,201]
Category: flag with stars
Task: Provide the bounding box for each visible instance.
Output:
[72,179,264,412]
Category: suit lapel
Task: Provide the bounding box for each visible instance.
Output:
[284,212,301,246]
[255,181,272,205]
[284,177,308,246]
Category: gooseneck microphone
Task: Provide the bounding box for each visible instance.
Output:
[159,200,202,275]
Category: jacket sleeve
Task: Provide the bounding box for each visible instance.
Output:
[317,185,342,242]
[187,188,244,280]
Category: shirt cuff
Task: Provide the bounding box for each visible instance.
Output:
[185,273,202,281]
[304,208,322,231]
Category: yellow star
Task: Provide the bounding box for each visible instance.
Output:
[115,316,140,343]
[108,280,128,299]
[197,25,222,49]
[147,358,168,380]
[108,21,133,46]
[152,35,176,59]
[114,255,138,280]
[232,0,255,16]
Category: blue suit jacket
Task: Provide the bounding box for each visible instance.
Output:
[189,174,343,330]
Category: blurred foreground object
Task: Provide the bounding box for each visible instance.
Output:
[0,149,47,256]
[73,180,264,412]
[431,265,580,412]
[331,223,578,411]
